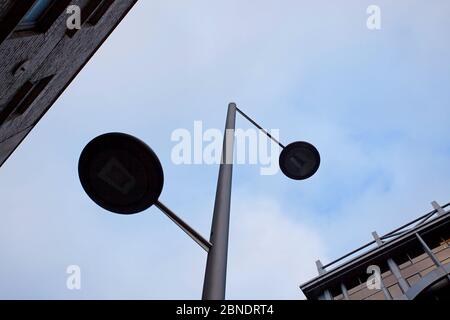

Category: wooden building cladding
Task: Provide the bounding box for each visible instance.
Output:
[0,0,138,166]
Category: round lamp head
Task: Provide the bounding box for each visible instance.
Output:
[78,133,164,215]
[279,141,320,180]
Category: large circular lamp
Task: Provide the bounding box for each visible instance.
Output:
[279,141,321,180]
[78,132,164,215]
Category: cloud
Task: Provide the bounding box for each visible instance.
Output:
[227,195,326,299]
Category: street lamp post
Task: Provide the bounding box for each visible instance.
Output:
[202,103,236,300]
[78,102,320,300]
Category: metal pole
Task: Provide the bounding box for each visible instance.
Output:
[372,231,410,294]
[415,233,442,268]
[340,283,350,300]
[202,103,237,300]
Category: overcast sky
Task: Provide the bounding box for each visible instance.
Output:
[0,0,449,299]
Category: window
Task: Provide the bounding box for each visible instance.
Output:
[15,0,55,31]
[0,75,54,126]
[87,0,115,26]
[0,0,35,43]
[66,0,115,37]
[0,0,71,43]
[15,0,71,35]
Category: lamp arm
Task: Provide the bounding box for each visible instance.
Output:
[155,200,212,252]
[235,107,285,149]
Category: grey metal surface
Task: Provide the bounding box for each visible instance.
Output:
[372,231,383,246]
[387,258,410,294]
[320,290,333,300]
[372,231,410,294]
[340,283,350,300]
[405,262,450,299]
[155,201,212,252]
[415,232,443,268]
[380,279,393,300]
[315,260,326,275]
[432,201,446,216]
[235,107,285,149]
[202,103,237,300]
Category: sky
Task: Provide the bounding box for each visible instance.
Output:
[0,0,450,299]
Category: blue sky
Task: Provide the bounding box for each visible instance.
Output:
[0,0,450,299]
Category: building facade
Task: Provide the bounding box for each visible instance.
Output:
[0,0,137,166]
[301,201,450,300]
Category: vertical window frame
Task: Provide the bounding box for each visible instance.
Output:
[0,0,71,42]
[0,75,55,127]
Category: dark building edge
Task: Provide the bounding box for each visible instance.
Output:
[0,0,139,168]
